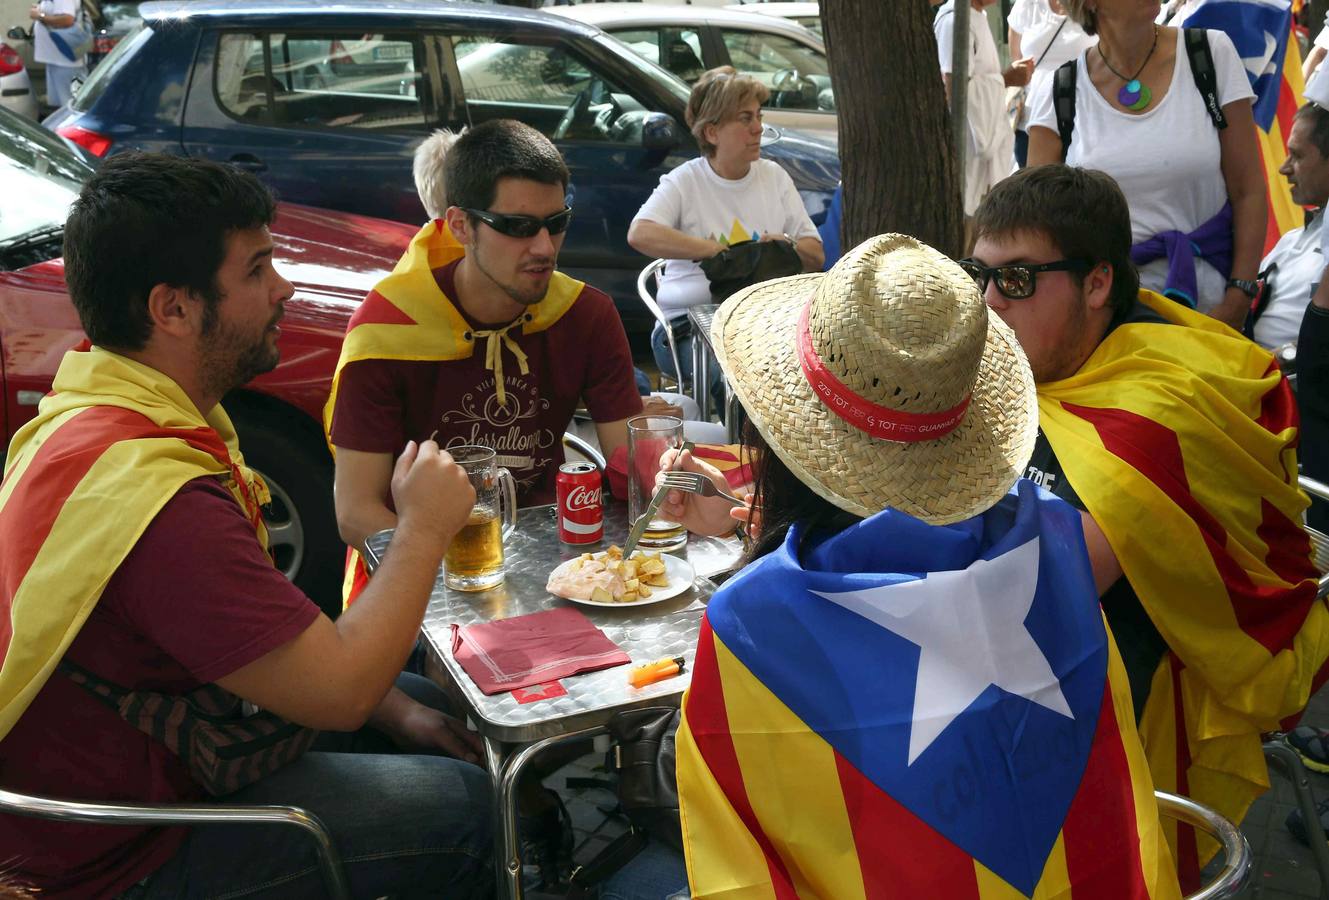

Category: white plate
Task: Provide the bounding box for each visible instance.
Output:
[553,553,696,608]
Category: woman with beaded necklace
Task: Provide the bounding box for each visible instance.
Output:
[1025,0,1265,329]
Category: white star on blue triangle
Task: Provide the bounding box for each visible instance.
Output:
[813,539,1074,765]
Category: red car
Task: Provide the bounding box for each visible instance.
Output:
[0,106,415,614]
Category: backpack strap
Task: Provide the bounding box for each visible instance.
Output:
[1184,27,1227,130]
[1053,58,1078,161]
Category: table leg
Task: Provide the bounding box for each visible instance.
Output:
[490,726,607,900]
[692,336,709,423]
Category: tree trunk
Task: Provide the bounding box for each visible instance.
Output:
[822,0,964,258]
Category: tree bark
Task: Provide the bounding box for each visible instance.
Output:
[822,0,964,258]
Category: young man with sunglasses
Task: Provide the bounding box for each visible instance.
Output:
[327,120,645,600]
[967,164,1324,887]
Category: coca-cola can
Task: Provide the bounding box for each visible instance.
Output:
[557,462,603,544]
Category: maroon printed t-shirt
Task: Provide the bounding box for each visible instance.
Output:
[0,478,320,899]
[329,260,643,505]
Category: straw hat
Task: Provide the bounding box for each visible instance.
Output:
[711,233,1038,525]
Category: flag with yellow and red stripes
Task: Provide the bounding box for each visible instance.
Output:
[677,481,1180,899]
[0,347,268,740]
[1180,0,1306,253]
[1039,289,1328,886]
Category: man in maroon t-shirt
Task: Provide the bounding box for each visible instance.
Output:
[329,120,646,553]
[0,154,493,898]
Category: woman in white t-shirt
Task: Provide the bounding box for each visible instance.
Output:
[1026,0,1265,328]
[1008,0,1097,165]
[628,66,823,389]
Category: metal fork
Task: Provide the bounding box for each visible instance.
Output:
[660,470,746,506]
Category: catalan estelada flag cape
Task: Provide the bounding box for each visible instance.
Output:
[0,347,269,741]
[323,219,584,607]
[1180,0,1305,253]
[677,480,1181,899]
[1038,290,1328,882]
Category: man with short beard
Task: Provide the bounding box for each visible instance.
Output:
[966,164,1326,889]
[328,119,644,605]
[0,153,493,898]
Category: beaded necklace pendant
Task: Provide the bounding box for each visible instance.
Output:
[1119,79,1152,111]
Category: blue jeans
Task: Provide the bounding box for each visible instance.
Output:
[599,839,690,900]
[133,674,493,899]
[44,62,86,108]
[651,320,723,401]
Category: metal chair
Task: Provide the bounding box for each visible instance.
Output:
[0,788,351,899]
[636,259,685,394]
[1155,790,1252,899]
[562,431,606,471]
[1302,473,1329,598]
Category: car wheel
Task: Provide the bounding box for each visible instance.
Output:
[231,406,344,619]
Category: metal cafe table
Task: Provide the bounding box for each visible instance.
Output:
[366,502,740,899]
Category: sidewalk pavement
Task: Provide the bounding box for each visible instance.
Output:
[1230,681,1329,898]
[547,682,1329,898]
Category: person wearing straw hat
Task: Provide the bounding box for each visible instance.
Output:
[638,233,1180,898]
[965,163,1323,889]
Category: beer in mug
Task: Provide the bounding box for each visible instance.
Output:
[443,446,517,591]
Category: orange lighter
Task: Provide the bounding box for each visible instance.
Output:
[628,656,687,688]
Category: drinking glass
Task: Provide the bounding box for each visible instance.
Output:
[627,415,687,552]
[444,445,517,591]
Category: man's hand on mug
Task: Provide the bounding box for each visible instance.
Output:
[391,440,476,548]
[655,448,743,537]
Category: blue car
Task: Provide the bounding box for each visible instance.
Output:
[46,0,840,332]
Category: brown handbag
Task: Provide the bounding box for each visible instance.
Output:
[60,659,317,796]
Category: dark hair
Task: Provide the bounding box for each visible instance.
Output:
[1296,102,1329,159]
[443,119,569,212]
[973,165,1139,319]
[63,152,276,350]
[741,419,860,564]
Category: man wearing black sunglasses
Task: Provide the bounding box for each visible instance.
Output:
[327,120,647,606]
[970,165,1320,880]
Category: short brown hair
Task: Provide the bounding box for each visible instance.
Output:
[1295,102,1329,158]
[686,66,770,156]
[974,166,1139,319]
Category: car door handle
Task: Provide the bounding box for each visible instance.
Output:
[228,154,268,174]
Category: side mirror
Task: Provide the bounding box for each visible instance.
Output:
[641,112,682,151]
[7,25,30,41]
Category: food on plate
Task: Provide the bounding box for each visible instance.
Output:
[546,544,671,603]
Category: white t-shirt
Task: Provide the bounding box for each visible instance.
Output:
[1027,28,1254,313]
[1255,212,1323,349]
[631,157,818,315]
[1007,0,1097,128]
[33,0,84,67]
[935,2,1014,214]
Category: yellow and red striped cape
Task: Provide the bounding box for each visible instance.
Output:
[322,219,584,608]
[0,347,269,740]
[1039,289,1329,883]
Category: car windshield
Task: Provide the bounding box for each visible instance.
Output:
[0,110,91,246]
[590,33,690,105]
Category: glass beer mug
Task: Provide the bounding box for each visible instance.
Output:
[444,445,518,591]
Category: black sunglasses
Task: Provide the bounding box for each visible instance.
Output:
[463,206,573,238]
[957,257,1094,300]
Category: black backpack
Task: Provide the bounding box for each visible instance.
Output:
[1053,27,1226,160]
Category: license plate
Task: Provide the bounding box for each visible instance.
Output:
[372,44,412,61]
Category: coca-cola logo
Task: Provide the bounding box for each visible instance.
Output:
[565,484,601,511]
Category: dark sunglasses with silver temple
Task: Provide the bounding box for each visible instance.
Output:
[463,206,573,238]
[957,257,1094,300]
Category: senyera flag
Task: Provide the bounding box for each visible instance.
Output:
[677,481,1181,899]
[1180,0,1306,253]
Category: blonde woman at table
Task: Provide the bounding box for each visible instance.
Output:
[1025,1,1265,327]
[627,66,823,396]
